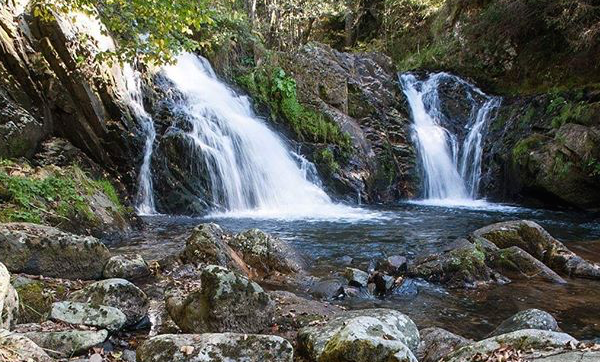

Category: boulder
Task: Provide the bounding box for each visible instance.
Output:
[0,329,53,362]
[166,265,274,334]
[417,327,472,362]
[0,223,111,280]
[180,224,247,273]
[489,309,560,337]
[529,350,600,361]
[377,255,408,276]
[344,267,369,288]
[308,278,346,300]
[407,241,504,288]
[0,263,18,329]
[473,220,600,279]
[21,329,108,358]
[488,246,567,284]
[50,301,127,332]
[442,329,578,361]
[69,278,149,327]
[229,229,304,275]
[103,254,151,280]
[137,333,294,362]
[297,308,420,362]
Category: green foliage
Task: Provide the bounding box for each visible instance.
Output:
[314,148,340,174]
[0,161,123,225]
[32,0,226,64]
[238,66,352,152]
[552,153,573,178]
[512,134,545,164]
[545,94,593,128]
[585,158,600,178]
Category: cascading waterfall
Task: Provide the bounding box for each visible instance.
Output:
[399,72,500,206]
[123,64,157,215]
[160,53,368,219]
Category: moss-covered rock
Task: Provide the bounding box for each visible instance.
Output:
[472,220,600,279]
[166,265,274,334]
[69,278,149,327]
[103,254,151,281]
[442,329,577,362]
[12,277,70,324]
[50,301,126,332]
[137,333,294,362]
[229,229,304,276]
[297,308,420,362]
[0,223,111,280]
[489,309,559,337]
[20,329,108,358]
[487,246,566,284]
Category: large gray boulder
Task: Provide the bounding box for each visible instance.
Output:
[487,246,567,284]
[137,333,294,362]
[442,329,578,361]
[21,329,108,358]
[0,262,18,329]
[229,229,304,275]
[180,224,245,272]
[69,278,148,326]
[489,309,560,337]
[0,223,111,280]
[529,350,600,361]
[103,254,151,280]
[297,308,420,362]
[0,329,53,362]
[50,301,127,332]
[416,327,472,362]
[473,220,600,279]
[167,265,274,334]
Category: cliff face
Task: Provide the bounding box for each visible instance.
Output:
[0,0,141,188]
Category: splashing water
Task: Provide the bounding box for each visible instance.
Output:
[399,73,501,207]
[124,64,157,215]
[160,53,376,221]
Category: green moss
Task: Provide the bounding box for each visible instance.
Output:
[14,281,68,324]
[314,148,340,175]
[0,160,125,226]
[237,66,352,153]
[552,153,573,179]
[512,134,546,164]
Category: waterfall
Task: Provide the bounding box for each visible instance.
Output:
[159,53,369,219]
[399,72,500,205]
[124,64,157,215]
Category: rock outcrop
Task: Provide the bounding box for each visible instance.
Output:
[137,333,294,362]
[297,308,420,362]
[489,309,559,337]
[0,223,111,280]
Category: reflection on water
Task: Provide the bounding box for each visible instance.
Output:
[111,203,600,339]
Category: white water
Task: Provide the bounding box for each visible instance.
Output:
[124,64,157,215]
[400,73,500,207]
[161,53,375,220]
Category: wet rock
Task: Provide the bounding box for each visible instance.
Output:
[297,308,420,362]
[229,229,304,275]
[0,262,18,329]
[0,329,53,361]
[370,271,395,296]
[308,278,346,300]
[344,267,369,288]
[180,223,249,274]
[489,309,560,337]
[473,220,600,279]
[377,255,408,276]
[442,329,578,361]
[50,301,126,332]
[417,327,472,362]
[103,254,151,280]
[21,329,108,358]
[69,278,149,327]
[166,265,274,334]
[488,246,567,284]
[137,333,294,362]
[407,241,503,288]
[270,290,342,341]
[0,223,111,280]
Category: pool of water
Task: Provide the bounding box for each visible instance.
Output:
[111,202,600,340]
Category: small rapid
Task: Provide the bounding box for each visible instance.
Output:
[399,73,501,207]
